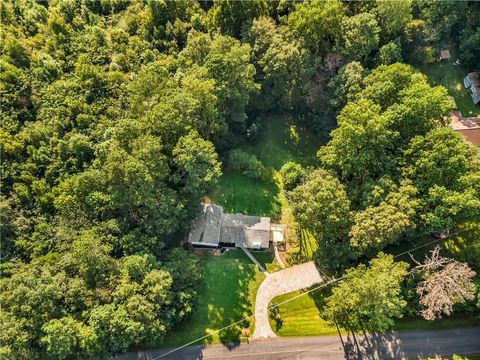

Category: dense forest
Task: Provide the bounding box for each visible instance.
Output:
[1,0,479,358]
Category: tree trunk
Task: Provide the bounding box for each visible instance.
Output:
[335,321,347,356]
[352,332,363,360]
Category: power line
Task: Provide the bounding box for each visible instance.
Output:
[152,277,342,360]
[153,234,456,359]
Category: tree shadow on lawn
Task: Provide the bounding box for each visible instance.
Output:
[307,286,406,359]
[249,250,275,271]
[203,251,258,350]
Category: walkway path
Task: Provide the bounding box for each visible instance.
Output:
[240,247,268,275]
[252,261,323,339]
[273,244,286,269]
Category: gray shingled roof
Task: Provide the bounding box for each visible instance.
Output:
[188,204,223,246]
[188,205,271,249]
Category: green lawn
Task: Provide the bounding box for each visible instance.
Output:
[268,290,340,337]
[211,112,325,218]
[420,55,480,116]
[161,249,274,347]
[269,289,480,338]
[250,250,283,273]
[213,171,282,218]
[248,112,325,170]
[269,225,480,338]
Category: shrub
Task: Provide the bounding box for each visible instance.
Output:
[280,161,304,191]
[228,149,270,181]
[376,39,402,65]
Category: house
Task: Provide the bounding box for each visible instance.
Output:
[187,204,284,249]
[464,72,480,104]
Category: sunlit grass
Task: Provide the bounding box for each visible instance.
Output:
[161,249,274,347]
[420,55,480,116]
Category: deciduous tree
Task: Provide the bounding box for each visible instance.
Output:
[323,253,408,332]
[414,246,476,320]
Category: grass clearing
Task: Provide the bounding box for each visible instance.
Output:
[250,113,325,170]
[213,171,282,218]
[211,112,325,218]
[419,48,480,116]
[161,249,273,347]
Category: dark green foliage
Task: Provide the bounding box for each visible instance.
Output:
[228,149,270,182]
[2,0,480,356]
[376,39,403,65]
[459,27,480,70]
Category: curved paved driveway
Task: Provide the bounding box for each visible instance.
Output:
[252,261,323,339]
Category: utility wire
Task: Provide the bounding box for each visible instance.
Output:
[153,233,460,359]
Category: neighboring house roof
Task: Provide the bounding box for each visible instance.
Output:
[188,204,274,249]
[456,129,480,146]
[465,73,480,104]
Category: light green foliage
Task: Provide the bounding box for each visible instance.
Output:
[402,128,472,193]
[279,161,304,191]
[180,33,258,131]
[349,203,413,257]
[386,78,451,144]
[361,63,416,110]
[0,239,201,357]
[375,0,412,39]
[41,317,86,360]
[287,0,345,54]
[289,168,351,245]
[323,253,409,332]
[341,12,380,61]
[324,64,451,177]
[172,130,222,197]
[327,61,365,109]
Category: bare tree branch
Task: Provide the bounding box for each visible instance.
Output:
[413,246,476,320]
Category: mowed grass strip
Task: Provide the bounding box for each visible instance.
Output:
[213,171,282,218]
[161,249,270,347]
[269,274,480,338]
[268,290,339,337]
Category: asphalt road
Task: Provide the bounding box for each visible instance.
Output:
[114,327,480,360]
